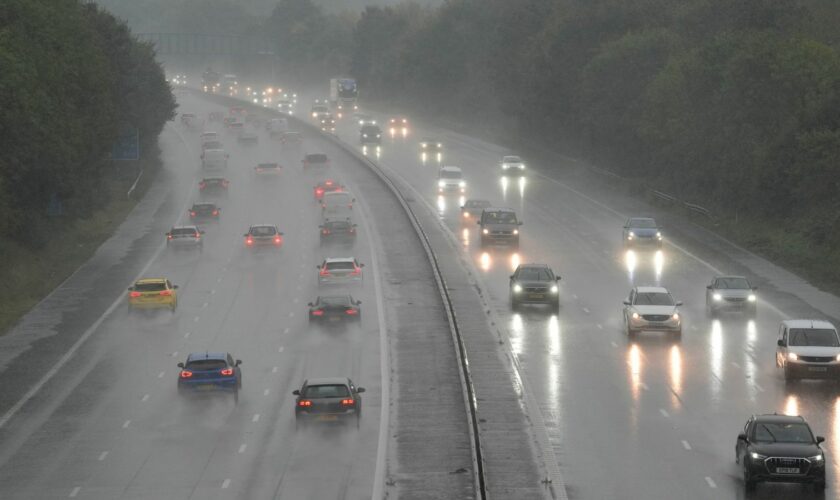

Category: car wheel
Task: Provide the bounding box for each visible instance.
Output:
[356,414,361,429]
[813,478,826,491]
[743,463,757,491]
[626,322,637,339]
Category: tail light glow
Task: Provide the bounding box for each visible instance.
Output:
[212,210,219,216]
[350,267,361,276]
[341,399,355,406]
[322,229,330,235]
[159,290,172,296]
[220,368,234,376]
[298,400,312,407]
[199,182,206,190]
[129,291,142,298]
[345,308,358,315]
[319,268,330,276]
[167,234,173,239]
[312,310,324,316]
[190,211,197,217]
[273,236,282,245]
[246,237,253,245]
[180,370,193,378]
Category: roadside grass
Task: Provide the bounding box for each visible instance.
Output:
[0,164,155,336]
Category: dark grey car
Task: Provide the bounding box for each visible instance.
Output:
[509,264,561,312]
[479,208,522,248]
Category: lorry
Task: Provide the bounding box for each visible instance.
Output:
[202,68,220,92]
[329,78,358,116]
[221,74,239,96]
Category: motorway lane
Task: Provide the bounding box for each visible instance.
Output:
[330,111,838,499]
[0,94,385,500]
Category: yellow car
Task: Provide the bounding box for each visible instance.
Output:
[128,278,179,311]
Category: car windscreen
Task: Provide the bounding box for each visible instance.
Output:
[171,228,197,236]
[134,282,166,292]
[483,212,517,224]
[634,292,674,306]
[251,226,276,236]
[629,218,657,228]
[303,384,349,398]
[185,359,227,371]
[753,422,813,443]
[504,156,521,163]
[361,126,380,134]
[320,296,352,306]
[440,170,462,179]
[714,277,750,289]
[327,261,355,270]
[517,268,553,281]
[788,328,840,347]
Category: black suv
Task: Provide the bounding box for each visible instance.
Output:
[360,124,382,144]
[509,264,561,312]
[736,414,826,492]
[478,208,521,248]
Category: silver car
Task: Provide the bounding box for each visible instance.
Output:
[166,226,204,252]
[705,275,757,316]
[776,319,840,381]
[317,257,364,286]
[623,286,683,339]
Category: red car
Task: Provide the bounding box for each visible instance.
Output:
[314,179,343,200]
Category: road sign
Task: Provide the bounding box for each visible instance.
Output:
[111,126,140,160]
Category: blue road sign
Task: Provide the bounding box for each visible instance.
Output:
[111,126,140,160]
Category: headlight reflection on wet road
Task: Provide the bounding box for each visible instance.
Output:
[480,252,491,271]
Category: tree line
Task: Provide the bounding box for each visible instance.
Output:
[0,0,175,247]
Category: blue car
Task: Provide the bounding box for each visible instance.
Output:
[177,352,242,403]
[623,217,663,249]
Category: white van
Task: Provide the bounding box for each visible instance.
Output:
[321,191,355,217]
[267,118,289,136]
[201,149,228,170]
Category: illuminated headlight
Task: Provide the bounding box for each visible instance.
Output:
[631,312,640,319]
[836,354,840,362]
[463,212,470,218]
[513,284,522,293]
[748,294,756,302]
[502,164,509,169]
[810,454,824,462]
[459,181,466,188]
[550,285,558,293]
[512,229,519,235]
[656,232,662,239]
[363,134,368,138]
[672,313,680,320]
[788,352,799,361]
[438,180,445,187]
[713,293,722,301]
[750,452,767,461]
[422,144,427,149]
[312,113,317,118]
[519,164,525,169]
[437,143,442,147]
[628,232,635,240]
[376,134,381,138]
[482,229,489,235]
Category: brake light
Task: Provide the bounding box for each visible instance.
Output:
[199,182,206,190]
[312,310,324,316]
[325,180,333,186]
[341,399,355,406]
[222,180,229,187]
[220,368,234,376]
[273,236,282,245]
[129,291,142,298]
[319,268,330,276]
[195,233,200,239]
[315,188,324,196]
[212,210,219,216]
[345,308,358,315]
[190,211,196,217]
[180,370,193,378]
[350,267,361,276]
[298,400,312,407]
[159,290,172,296]
[167,234,173,239]
[349,228,356,234]
[246,237,253,245]
[322,229,330,235]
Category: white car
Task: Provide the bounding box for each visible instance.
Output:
[500,155,526,175]
[622,286,683,339]
[775,319,840,381]
[201,149,228,170]
[321,191,355,216]
[317,257,364,286]
[166,226,204,252]
[438,166,465,194]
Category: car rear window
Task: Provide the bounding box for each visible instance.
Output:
[327,261,355,270]
[186,359,228,371]
[171,228,197,236]
[251,226,277,236]
[194,204,215,210]
[320,296,352,306]
[326,221,350,230]
[135,282,166,292]
[303,384,350,398]
[324,193,351,204]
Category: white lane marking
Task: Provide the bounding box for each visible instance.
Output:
[272,366,278,373]
[69,486,80,498]
[582,307,590,314]
[202,302,208,309]
[731,362,741,369]
[682,440,692,450]
[288,312,294,318]
[610,341,618,348]
[283,327,290,334]
[660,408,670,418]
[122,420,131,429]
[597,324,603,330]
[157,371,165,379]
[705,477,717,488]
[572,294,578,300]
[193,316,200,322]
[141,394,149,402]
[222,478,231,489]
[217,277,223,283]
[293,298,299,304]
[755,383,765,392]
[277,346,284,353]
[252,414,260,423]
[211,289,216,295]
[172,351,178,358]
[184,331,191,339]
[640,383,650,391]
[238,444,247,454]
[263,389,270,396]
[98,451,109,461]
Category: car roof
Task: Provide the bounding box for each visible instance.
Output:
[323,191,351,197]
[204,148,225,153]
[186,352,229,362]
[440,166,461,172]
[324,257,356,263]
[250,224,276,228]
[482,207,516,214]
[202,177,226,181]
[135,278,167,285]
[171,225,199,231]
[304,377,350,386]
[715,275,748,280]
[629,217,656,223]
[503,155,521,160]
[752,414,807,424]
[518,263,550,269]
[318,294,353,300]
[781,319,836,330]
[635,286,670,294]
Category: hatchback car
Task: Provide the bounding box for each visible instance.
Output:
[706,275,757,316]
[308,295,362,324]
[736,414,825,491]
[293,377,365,428]
[254,162,282,175]
[314,179,343,200]
[317,257,364,286]
[623,217,662,248]
[128,278,178,311]
[438,166,465,194]
[189,202,220,221]
[302,153,330,169]
[320,219,357,246]
[510,264,561,311]
[198,177,229,196]
[244,224,284,249]
[775,319,840,381]
[478,208,522,248]
[177,352,242,403]
[500,155,526,175]
[166,226,204,252]
[321,191,355,214]
[360,124,382,144]
[622,286,683,339]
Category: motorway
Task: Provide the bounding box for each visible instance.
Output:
[0,92,400,500]
[327,108,840,499]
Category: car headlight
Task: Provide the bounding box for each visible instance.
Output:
[788,352,799,361]
[656,231,662,239]
[628,232,635,240]
[550,285,558,293]
[750,452,767,461]
[482,228,489,234]
[520,164,525,169]
[513,284,522,293]
[438,180,445,187]
[672,313,680,320]
[713,293,722,301]
[463,212,470,218]
[836,354,840,362]
[502,164,509,169]
[437,143,442,147]
[810,454,824,462]
[512,229,519,235]
[748,294,756,302]
[459,181,466,188]
[631,312,640,319]
[363,134,368,137]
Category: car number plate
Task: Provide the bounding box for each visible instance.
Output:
[776,467,799,474]
[198,385,215,391]
[808,367,828,372]
[328,317,341,322]
[316,415,338,421]
[529,294,544,299]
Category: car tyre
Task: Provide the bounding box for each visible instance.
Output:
[814,478,826,491]
[784,367,796,383]
[551,300,560,313]
[744,464,756,492]
[626,324,637,339]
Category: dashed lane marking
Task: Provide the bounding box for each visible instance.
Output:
[289,312,294,318]
[283,327,290,334]
[278,346,284,353]
[659,408,670,418]
[157,371,165,379]
[202,302,208,309]
[141,394,149,402]
[171,351,178,358]
[122,420,131,429]
[705,477,717,488]
[272,366,278,373]
[597,324,603,330]
[640,383,650,391]
[222,479,231,489]
[98,451,108,461]
[184,332,191,339]
[263,389,270,396]
[193,316,200,322]
[755,383,765,392]
[610,341,618,348]
[252,414,260,423]
[238,444,247,454]
[69,486,80,498]
[682,440,692,450]
[582,307,590,314]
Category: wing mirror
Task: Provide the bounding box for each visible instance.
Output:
[173,285,179,289]
[356,387,366,393]
[307,302,314,307]
[556,276,561,281]
[518,221,523,225]
[706,285,712,289]
[360,263,365,268]
[752,286,758,291]
[292,389,300,396]
[476,220,481,225]
[177,362,185,368]
[737,433,748,442]
[317,225,323,229]
[675,301,683,306]
[623,300,631,305]
[353,224,358,227]
[355,300,362,305]
[316,265,322,269]
[200,230,205,234]
[235,359,242,366]
[816,436,825,444]
[127,286,134,291]
[777,339,785,347]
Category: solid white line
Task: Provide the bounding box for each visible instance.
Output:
[238,444,247,454]
[141,394,149,402]
[222,478,231,489]
[755,383,765,392]
[98,451,108,461]
[640,383,650,391]
[277,346,284,353]
[705,476,717,488]
[681,440,692,450]
[263,389,270,396]
[582,307,590,314]
[659,408,670,418]
[272,366,278,373]
[69,486,80,498]
[157,371,165,379]
[252,414,260,423]
[122,420,131,429]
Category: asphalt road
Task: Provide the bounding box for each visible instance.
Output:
[328,108,840,499]
[0,93,390,500]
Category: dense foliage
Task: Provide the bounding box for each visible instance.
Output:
[0,0,175,246]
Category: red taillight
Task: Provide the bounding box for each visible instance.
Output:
[274,236,282,245]
[319,268,330,276]
[350,267,361,276]
[167,234,173,240]
[349,228,356,234]
[129,291,142,298]
[341,399,355,406]
[195,233,200,239]
[348,204,352,209]
[222,180,229,187]
[220,368,234,376]
[315,188,324,196]
[180,370,193,378]
[312,310,324,316]
[199,182,206,190]
[212,210,219,216]
[345,308,358,315]
[246,237,253,245]
[159,290,172,296]
[298,400,312,407]
[190,211,197,217]
[322,229,330,235]
[325,180,333,186]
